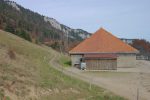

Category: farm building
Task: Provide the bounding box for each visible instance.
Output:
[69,28,139,70]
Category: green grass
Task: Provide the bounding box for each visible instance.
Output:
[58,55,71,67]
[0,30,127,100]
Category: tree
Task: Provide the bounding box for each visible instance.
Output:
[5,24,15,33]
[21,30,31,41]
[132,39,150,55]
[16,29,31,41]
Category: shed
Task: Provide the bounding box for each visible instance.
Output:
[69,28,139,70]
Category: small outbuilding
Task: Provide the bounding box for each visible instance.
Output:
[69,28,139,70]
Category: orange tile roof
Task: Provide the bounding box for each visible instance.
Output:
[69,28,139,54]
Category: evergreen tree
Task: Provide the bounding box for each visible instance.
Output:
[5,24,15,33]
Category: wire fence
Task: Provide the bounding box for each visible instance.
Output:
[136,55,150,61]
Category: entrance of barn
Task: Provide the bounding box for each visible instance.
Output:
[83,54,117,70]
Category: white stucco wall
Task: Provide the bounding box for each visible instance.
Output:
[117,54,137,68]
[71,55,83,66]
[71,53,137,68]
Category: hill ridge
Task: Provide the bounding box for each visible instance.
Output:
[0,0,91,52]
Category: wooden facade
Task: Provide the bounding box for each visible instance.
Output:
[85,59,117,70]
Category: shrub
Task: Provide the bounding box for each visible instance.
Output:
[0,89,4,100]
[64,60,71,66]
[8,49,16,59]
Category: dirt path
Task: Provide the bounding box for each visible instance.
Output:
[49,52,150,100]
[49,52,92,82]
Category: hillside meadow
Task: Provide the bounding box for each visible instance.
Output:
[0,30,126,100]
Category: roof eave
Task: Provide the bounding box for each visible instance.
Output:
[69,51,139,55]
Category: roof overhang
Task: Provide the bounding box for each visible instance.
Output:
[69,51,139,55]
[84,53,117,60]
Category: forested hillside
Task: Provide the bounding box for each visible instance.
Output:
[0,0,91,52]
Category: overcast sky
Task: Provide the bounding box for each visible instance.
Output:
[12,0,150,41]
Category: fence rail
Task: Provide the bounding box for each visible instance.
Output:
[136,55,150,61]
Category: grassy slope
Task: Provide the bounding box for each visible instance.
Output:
[0,30,126,100]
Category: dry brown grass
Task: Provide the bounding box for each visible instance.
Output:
[0,30,126,100]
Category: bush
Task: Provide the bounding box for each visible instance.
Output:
[16,29,32,41]
[5,24,15,34]
[0,89,4,100]
[64,61,71,66]
[8,49,16,59]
